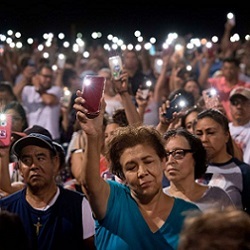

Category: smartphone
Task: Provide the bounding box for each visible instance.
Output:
[165,94,188,119]
[140,79,153,100]
[60,87,72,108]
[154,58,163,74]
[202,88,220,109]
[0,113,12,147]
[0,44,4,56]
[109,55,123,80]
[227,12,236,26]
[57,53,66,69]
[81,75,106,119]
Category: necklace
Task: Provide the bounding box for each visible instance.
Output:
[34,217,42,236]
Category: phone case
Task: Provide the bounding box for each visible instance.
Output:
[165,94,187,119]
[81,75,106,119]
[109,56,123,80]
[202,88,220,109]
[0,114,12,147]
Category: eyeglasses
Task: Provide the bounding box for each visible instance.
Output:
[40,74,53,79]
[166,149,193,160]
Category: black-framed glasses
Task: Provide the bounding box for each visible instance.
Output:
[40,74,53,79]
[166,149,193,160]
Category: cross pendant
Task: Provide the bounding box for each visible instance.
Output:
[34,217,42,235]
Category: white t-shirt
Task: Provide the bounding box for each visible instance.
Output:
[21,85,63,140]
[229,121,250,165]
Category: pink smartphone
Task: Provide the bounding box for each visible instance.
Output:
[81,75,106,119]
[0,114,12,147]
[202,88,220,109]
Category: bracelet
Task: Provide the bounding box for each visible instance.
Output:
[71,149,84,154]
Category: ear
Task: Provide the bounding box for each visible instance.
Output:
[52,155,60,175]
[17,161,25,178]
[225,131,230,143]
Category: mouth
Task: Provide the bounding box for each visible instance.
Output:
[30,173,41,180]
[166,168,178,175]
[140,181,152,189]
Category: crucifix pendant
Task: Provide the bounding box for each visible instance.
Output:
[34,217,42,235]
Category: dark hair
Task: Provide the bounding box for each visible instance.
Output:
[111,108,129,127]
[178,207,250,250]
[0,82,16,100]
[163,127,207,179]
[194,109,234,156]
[0,210,31,250]
[181,106,204,129]
[106,125,166,180]
[3,101,28,131]
[62,68,78,88]
[222,57,240,68]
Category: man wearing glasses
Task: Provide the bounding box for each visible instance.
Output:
[21,64,63,142]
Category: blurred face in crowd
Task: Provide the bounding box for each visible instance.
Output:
[183,111,199,134]
[230,96,250,126]
[0,90,15,109]
[221,62,239,81]
[38,67,54,90]
[5,109,25,132]
[184,80,201,101]
[123,50,139,71]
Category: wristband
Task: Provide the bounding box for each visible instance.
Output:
[71,149,84,154]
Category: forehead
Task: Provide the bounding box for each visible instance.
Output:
[105,123,120,133]
[20,145,51,156]
[165,135,189,148]
[5,109,19,116]
[40,67,52,74]
[120,144,156,161]
[195,117,221,129]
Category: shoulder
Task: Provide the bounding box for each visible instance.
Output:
[233,158,250,172]
[0,189,24,207]
[206,185,231,198]
[59,186,84,200]
[173,197,200,211]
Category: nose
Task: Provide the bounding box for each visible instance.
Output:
[199,133,208,142]
[166,153,176,162]
[137,164,148,177]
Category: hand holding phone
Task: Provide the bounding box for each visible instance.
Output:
[164,94,188,119]
[0,114,12,147]
[81,75,106,119]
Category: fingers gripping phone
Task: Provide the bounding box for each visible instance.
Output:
[81,75,106,119]
[0,113,12,147]
[165,94,188,119]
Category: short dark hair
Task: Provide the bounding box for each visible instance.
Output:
[106,125,166,180]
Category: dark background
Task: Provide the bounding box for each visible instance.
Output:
[1,2,249,46]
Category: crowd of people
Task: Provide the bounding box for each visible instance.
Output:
[0,17,250,249]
